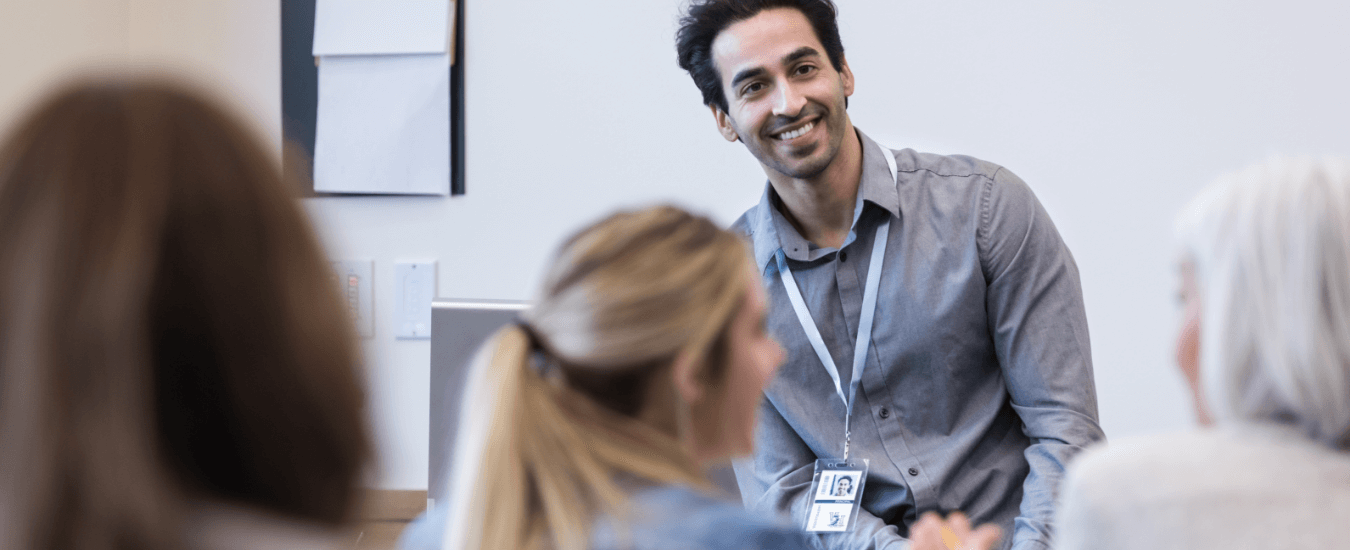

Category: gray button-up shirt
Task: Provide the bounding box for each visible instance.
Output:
[731,130,1105,550]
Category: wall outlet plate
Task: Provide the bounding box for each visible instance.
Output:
[394,260,436,339]
[332,260,374,339]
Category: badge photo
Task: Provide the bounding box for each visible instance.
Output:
[815,470,860,501]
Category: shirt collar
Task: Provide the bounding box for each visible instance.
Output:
[745,129,902,273]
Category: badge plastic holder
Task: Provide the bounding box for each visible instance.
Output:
[804,458,869,533]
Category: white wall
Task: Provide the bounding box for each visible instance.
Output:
[4,0,1349,490]
[123,0,282,148]
[0,0,128,134]
[842,0,1350,444]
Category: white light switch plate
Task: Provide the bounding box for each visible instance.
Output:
[332,260,374,339]
[395,260,436,339]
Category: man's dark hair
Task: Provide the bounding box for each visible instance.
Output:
[676,0,846,113]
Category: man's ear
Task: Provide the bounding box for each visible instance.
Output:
[711,105,740,143]
[839,55,855,98]
[671,350,706,404]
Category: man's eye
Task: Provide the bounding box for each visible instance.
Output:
[742,82,764,95]
[795,65,816,76]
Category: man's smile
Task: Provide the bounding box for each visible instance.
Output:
[772,120,816,141]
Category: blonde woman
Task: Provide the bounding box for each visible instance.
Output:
[401,206,1002,550]
[1056,158,1350,549]
[399,206,802,550]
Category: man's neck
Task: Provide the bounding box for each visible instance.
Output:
[768,127,864,250]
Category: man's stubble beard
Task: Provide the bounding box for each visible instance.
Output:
[742,128,842,180]
[737,104,846,181]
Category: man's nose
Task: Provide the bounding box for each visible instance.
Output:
[771,80,807,117]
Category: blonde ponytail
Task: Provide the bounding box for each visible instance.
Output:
[449,206,752,550]
[458,324,708,550]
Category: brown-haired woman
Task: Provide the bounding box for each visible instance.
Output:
[0,79,372,550]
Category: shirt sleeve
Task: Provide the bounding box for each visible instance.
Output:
[733,396,913,550]
[977,167,1107,550]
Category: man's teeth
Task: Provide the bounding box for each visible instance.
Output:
[776,121,814,140]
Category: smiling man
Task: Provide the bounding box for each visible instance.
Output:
[675,2,1106,550]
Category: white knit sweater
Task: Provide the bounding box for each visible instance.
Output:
[1055,424,1350,549]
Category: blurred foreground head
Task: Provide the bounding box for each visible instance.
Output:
[450,205,782,550]
[1174,157,1350,448]
[0,78,372,550]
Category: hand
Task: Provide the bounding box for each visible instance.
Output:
[910,511,1003,550]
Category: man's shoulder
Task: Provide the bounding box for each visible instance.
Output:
[888,148,1042,224]
[887,148,1033,211]
[892,148,1007,182]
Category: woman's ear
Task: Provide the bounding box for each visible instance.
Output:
[671,350,706,404]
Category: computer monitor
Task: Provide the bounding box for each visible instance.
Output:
[428,298,527,507]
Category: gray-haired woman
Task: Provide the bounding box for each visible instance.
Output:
[1056,157,1350,549]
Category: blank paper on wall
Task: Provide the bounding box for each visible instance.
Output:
[313,53,451,195]
[313,0,451,56]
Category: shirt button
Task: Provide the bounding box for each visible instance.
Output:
[908,467,919,476]
[839,251,848,262]
[878,407,889,419]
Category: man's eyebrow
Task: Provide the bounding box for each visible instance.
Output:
[728,47,824,93]
[730,67,767,90]
[783,46,821,65]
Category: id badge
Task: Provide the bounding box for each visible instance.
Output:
[804,458,869,533]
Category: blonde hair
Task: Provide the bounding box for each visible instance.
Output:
[446,205,754,550]
[1175,156,1350,449]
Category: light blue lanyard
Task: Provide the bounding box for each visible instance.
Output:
[771,149,898,460]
